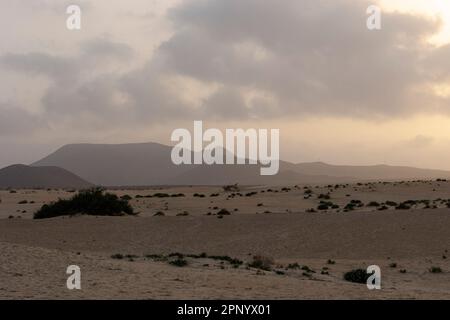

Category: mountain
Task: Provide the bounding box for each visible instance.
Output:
[31,142,450,186]
[0,164,93,189]
[289,162,450,181]
[32,143,192,186]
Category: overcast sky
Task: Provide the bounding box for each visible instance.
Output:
[1,0,450,169]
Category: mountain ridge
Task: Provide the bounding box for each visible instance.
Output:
[29,142,450,186]
[0,164,93,189]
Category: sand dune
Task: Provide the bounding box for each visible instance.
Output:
[0,180,449,299]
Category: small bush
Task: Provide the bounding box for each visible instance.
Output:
[187,252,208,259]
[169,258,188,267]
[248,255,274,271]
[217,208,231,216]
[301,265,315,273]
[193,193,205,198]
[396,203,411,210]
[286,262,301,269]
[223,184,239,192]
[208,255,243,266]
[429,266,442,273]
[153,193,171,198]
[111,253,124,260]
[171,193,185,197]
[33,188,135,219]
[343,269,370,284]
[145,254,166,261]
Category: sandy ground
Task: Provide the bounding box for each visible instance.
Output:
[0,180,449,299]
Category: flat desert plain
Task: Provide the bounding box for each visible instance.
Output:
[0,180,449,299]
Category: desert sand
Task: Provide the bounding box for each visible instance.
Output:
[0,180,449,299]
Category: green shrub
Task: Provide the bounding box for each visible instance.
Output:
[169,258,188,267]
[343,269,370,284]
[223,184,239,192]
[396,203,411,210]
[429,266,442,273]
[301,265,315,273]
[208,255,243,266]
[33,188,135,219]
[217,208,231,215]
[248,255,274,271]
[168,252,184,258]
[193,193,205,198]
[171,193,185,197]
[286,262,301,269]
[153,193,170,198]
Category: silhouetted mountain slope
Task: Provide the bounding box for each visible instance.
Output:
[0,164,93,189]
[32,143,450,186]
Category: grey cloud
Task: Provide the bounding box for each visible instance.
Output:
[0,103,43,135]
[199,87,249,120]
[161,0,443,118]
[81,38,134,60]
[1,53,77,83]
[1,0,449,133]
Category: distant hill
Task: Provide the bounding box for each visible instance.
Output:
[0,164,93,189]
[289,162,450,181]
[31,142,450,186]
[32,143,192,186]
